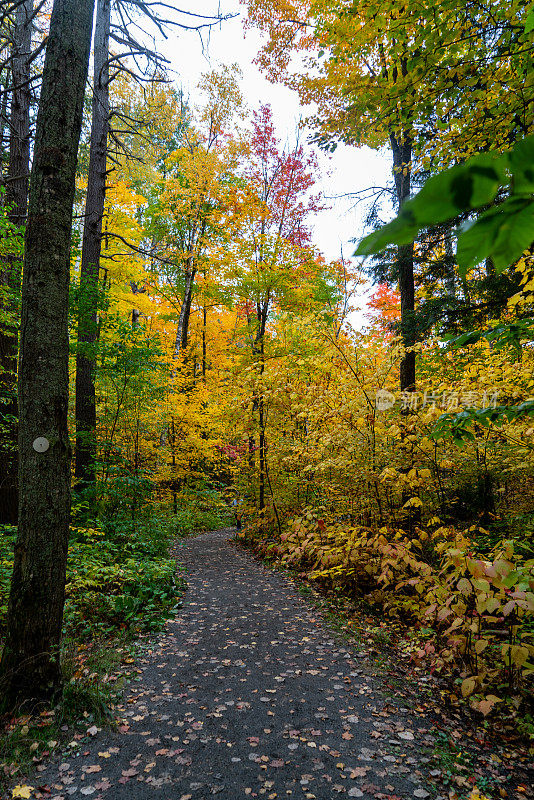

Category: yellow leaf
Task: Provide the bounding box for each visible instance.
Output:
[461,676,476,697]
[469,790,492,800]
[402,497,423,509]
[12,787,34,799]
[509,645,529,667]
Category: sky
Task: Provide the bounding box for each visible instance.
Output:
[155,1,392,317]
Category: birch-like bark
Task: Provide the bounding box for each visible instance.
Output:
[174,258,196,358]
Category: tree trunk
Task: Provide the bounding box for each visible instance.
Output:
[390,131,415,392]
[0,71,10,176]
[174,259,196,358]
[202,304,207,379]
[74,0,111,489]
[248,434,255,472]
[0,0,95,712]
[258,394,265,520]
[0,0,32,524]
[7,0,32,227]
[254,304,268,527]
[130,280,146,327]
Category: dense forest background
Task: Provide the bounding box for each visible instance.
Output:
[1,0,534,755]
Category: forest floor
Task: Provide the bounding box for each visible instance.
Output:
[14,528,534,800]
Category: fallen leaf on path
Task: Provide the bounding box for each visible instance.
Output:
[12,787,34,799]
[350,767,369,778]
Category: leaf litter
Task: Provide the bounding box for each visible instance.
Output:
[12,529,534,800]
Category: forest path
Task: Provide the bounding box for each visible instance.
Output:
[33,529,527,800]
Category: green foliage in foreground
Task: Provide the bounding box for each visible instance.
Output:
[0,512,183,642]
[356,134,534,278]
[0,490,232,644]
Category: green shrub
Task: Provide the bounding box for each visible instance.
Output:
[0,514,183,642]
[0,526,16,635]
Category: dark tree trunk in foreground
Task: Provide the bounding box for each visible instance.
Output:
[390,131,415,392]
[0,0,95,712]
[75,0,111,489]
[0,0,32,524]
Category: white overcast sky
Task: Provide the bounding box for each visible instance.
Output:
[155,1,392,315]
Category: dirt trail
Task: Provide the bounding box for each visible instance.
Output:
[30,529,533,800]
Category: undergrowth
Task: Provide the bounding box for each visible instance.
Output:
[0,487,233,790]
[0,503,185,791]
[239,506,534,745]
[1,513,182,642]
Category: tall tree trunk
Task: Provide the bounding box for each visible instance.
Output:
[0,71,10,177]
[390,131,415,392]
[6,0,32,227]
[75,0,110,488]
[0,0,32,524]
[258,393,265,520]
[391,130,420,532]
[130,280,145,327]
[202,304,207,379]
[0,0,95,712]
[174,258,196,358]
[254,304,268,527]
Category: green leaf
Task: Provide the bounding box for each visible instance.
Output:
[525,8,534,32]
[444,330,483,348]
[456,213,502,277]
[457,197,534,276]
[445,320,534,351]
[433,401,534,443]
[413,154,507,222]
[354,208,418,255]
[355,152,508,256]
[510,134,534,194]
[491,198,534,270]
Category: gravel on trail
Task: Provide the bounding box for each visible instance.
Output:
[29,529,533,800]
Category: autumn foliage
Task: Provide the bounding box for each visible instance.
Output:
[1,0,534,744]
